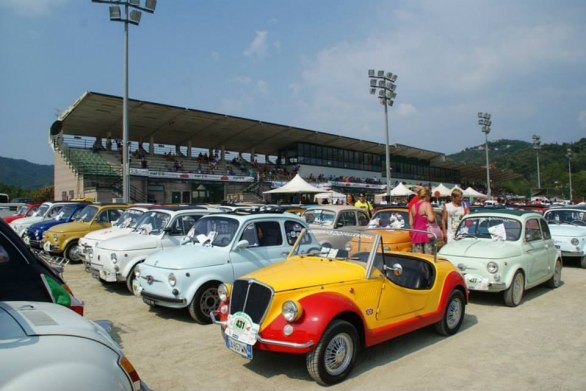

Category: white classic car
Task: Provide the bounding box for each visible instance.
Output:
[438,209,562,306]
[88,206,220,293]
[543,206,586,268]
[80,206,151,266]
[135,210,308,323]
[9,201,54,237]
[0,301,148,391]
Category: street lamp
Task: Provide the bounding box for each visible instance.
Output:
[368,69,398,200]
[567,148,573,202]
[477,112,492,198]
[91,0,157,203]
[532,134,541,189]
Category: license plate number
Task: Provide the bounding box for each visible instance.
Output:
[143,297,156,306]
[226,335,252,359]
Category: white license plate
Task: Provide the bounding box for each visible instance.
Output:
[466,275,489,291]
[226,335,253,359]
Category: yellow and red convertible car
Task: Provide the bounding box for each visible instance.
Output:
[212,228,468,385]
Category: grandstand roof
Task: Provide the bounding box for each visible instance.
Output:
[56,91,519,183]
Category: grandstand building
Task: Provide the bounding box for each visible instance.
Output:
[50,91,515,203]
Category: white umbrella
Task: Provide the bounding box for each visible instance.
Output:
[463,186,488,198]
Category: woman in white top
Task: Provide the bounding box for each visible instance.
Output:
[442,189,469,242]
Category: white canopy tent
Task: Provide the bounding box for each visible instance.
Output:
[463,186,488,198]
[374,183,416,203]
[263,174,325,195]
[431,183,452,197]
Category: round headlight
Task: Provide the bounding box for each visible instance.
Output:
[52,233,58,241]
[110,252,118,263]
[218,283,231,302]
[487,261,499,273]
[571,238,579,246]
[282,300,302,322]
[168,273,176,287]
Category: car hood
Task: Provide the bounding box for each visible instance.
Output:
[98,232,160,251]
[28,220,65,232]
[438,239,522,259]
[548,224,586,237]
[241,257,365,292]
[0,301,115,348]
[48,221,90,234]
[84,227,132,242]
[143,244,224,269]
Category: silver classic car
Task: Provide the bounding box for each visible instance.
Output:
[438,209,562,306]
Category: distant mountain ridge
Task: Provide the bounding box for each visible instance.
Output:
[0,157,53,189]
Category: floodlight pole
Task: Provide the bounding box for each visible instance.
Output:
[532,135,541,189]
[91,0,156,203]
[368,69,398,202]
[477,112,492,198]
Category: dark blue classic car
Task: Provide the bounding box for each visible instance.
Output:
[24,202,90,249]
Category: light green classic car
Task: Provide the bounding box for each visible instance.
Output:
[438,209,562,306]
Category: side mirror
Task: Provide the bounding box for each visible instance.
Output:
[235,239,250,249]
[384,263,403,276]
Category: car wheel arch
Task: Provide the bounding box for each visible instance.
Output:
[297,293,366,347]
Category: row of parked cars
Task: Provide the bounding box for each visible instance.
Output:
[3,199,585,386]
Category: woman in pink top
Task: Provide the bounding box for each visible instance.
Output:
[409,187,436,254]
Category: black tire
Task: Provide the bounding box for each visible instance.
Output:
[547,259,562,288]
[126,264,140,295]
[579,256,586,269]
[503,270,525,307]
[306,320,359,386]
[64,241,82,263]
[188,282,220,324]
[435,289,465,336]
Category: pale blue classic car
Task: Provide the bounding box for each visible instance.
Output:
[543,206,586,268]
[438,209,562,306]
[135,210,308,323]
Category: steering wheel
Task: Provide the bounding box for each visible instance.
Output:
[571,220,586,226]
[302,247,322,255]
[220,237,231,246]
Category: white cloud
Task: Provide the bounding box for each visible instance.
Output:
[0,0,69,17]
[243,31,268,59]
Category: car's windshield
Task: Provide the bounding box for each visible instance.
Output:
[53,205,79,221]
[113,208,145,228]
[544,210,586,224]
[187,216,239,247]
[77,205,99,223]
[368,210,409,228]
[455,216,521,241]
[304,209,336,226]
[15,205,29,215]
[33,204,50,217]
[134,211,171,235]
[44,205,65,220]
[291,227,379,264]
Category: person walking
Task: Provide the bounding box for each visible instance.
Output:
[442,188,469,242]
[409,187,435,254]
[354,193,373,218]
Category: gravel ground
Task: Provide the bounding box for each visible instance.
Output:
[64,262,586,391]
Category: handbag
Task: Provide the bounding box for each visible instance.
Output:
[427,222,443,241]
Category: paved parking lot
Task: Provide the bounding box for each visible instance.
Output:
[64,262,586,391]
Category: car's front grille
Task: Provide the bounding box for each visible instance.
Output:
[229,279,273,324]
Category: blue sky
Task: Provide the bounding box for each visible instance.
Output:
[1,0,585,165]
